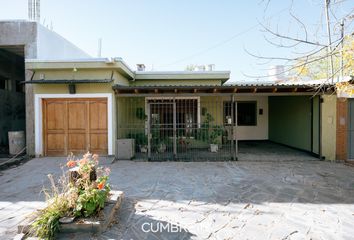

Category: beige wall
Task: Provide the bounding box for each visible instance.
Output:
[31,69,130,155]
[198,95,268,140]
[116,97,145,139]
[31,69,130,86]
[321,95,337,160]
[33,82,117,156]
[235,96,268,140]
[33,83,114,94]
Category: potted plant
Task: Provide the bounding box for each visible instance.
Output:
[199,113,223,153]
[157,138,168,153]
[209,125,223,153]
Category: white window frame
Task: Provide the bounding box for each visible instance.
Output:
[34,93,113,156]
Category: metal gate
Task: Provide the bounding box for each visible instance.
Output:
[117,96,237,161]
[148,100,176,160]
[349,99,354,160]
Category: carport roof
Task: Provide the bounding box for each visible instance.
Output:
[113,82,336,95]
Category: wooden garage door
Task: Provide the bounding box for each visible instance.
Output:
[43,98,108,156]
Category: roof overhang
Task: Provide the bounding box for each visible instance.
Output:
[134,71,230,83]
[22,79,113,84]
[25,58,135,80]
[113,84,335,96]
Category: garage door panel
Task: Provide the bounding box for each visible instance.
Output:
[46,102,65,130]
[68,133,87,151]
[44,98,108,156]
[68,102,87,130]
[90,133,108,153]
[46,133,65,152]
[90,101,107,130]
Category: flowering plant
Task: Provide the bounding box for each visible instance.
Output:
[65,152,111,217]
[30,152,111,239]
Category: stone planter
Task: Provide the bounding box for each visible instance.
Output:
[17,191,124,238]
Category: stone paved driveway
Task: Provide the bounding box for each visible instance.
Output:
[0,158,354,240]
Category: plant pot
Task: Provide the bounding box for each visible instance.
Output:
[140,145,148,153]
[158,143,167,153]
[210,144,218,153]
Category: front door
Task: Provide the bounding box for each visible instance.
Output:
[348,99,354,160]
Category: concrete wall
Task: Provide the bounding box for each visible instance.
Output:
[0,21,38,57]
[269,96,312,152]
[321,95,337,160]
[0,20,92,155]
[37,24,90,59]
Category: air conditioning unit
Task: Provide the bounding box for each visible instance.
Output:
[116,139,135,160]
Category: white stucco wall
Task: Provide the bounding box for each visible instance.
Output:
[235,96,269,140]
[37,24,90,59]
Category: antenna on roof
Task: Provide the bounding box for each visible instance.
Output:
[28,0,40,22]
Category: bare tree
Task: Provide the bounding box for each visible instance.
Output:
[247,0,354,92]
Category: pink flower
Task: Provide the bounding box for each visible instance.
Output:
[104,167,111,175]
[79,158,87,165]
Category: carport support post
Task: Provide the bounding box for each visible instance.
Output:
[147,103,151,161]
[232,94,238,160]
[173,97,177,160]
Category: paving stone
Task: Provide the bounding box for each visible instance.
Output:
[0,158,353,239]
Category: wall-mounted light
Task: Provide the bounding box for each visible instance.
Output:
[69,84,76,94]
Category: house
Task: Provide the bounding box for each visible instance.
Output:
[24,58,353,162]
[0,20,90,156]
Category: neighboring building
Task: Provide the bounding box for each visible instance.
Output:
[0,20,90,155]
[25,58,352,162]
[337,85,354,161]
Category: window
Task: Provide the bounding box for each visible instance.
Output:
[223,101,257,126]
[237,102,257,126]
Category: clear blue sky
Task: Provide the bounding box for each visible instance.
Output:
[1,0,353,81]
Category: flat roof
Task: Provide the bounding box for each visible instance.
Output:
[25,58,231,82]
